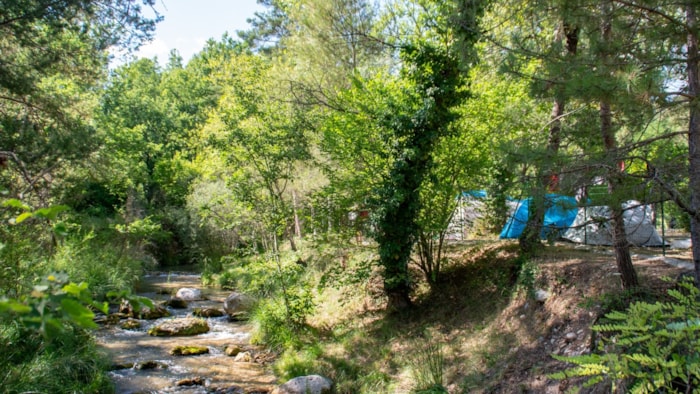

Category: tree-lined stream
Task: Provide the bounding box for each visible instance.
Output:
[95,273,276,393]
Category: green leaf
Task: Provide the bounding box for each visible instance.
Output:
[14,212,33,224]
[60,298,97,329]
[53,222,69,237]
[33,205,69,220]
[2,199,31,211]
[62,282,89,297]
[131,295,154,310]
[0,298,32,314]
[92,301,109,314]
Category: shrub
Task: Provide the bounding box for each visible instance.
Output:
[224,252,316,350]
[250,298,301,350]
[551,278,700,393]
[0,274,113,393]
[273,345,323,380]
[50,233,145,299]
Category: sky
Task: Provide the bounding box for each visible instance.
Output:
[133,0,265,64]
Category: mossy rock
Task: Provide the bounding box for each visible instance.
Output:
[164,297,188,309]
[171,345,210,356]
[193,307,224,318]
[120,319,141,330]
[139,304,171,319]
[225,345,243,357]
[134,360,168,370]
[176,376,205,386]
[147,317,210,336]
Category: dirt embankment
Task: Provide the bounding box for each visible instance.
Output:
[310,239,693,393]
[440,242,693,393]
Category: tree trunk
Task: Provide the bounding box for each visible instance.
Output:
[600,99,639,289]
[292,189,302,238]
[599,1,638,289]
[686,3,700,285]
[520,21,577,255]
[520,97,564,254]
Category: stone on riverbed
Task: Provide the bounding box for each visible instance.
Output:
[225,344,243,357]
[193,307,224,318]
[234,351,252,362]
[138,304,170,319]
[134,360,168,370]
[164,297,188,309]
[176,287,204,301]
[120,319,141,330]
[148,317,210,336]
[171,345,210,356]
[223,292,256,320]
[176,376,205,386]
[120,299,170,319]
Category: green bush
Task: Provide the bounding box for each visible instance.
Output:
[250,298,301,350]
[551,278,700,393]
[274,345,323,380]
[50,233,145,299]
[0,274,113,393]
[221,252,316,350]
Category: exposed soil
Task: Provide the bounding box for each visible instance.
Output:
[314,237,694,393]
[437,240,694,393]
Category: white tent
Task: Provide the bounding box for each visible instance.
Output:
[562,201,665,246]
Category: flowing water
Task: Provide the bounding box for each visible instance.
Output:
[95,272,276,394]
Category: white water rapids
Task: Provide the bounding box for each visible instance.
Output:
[95,272,276,394]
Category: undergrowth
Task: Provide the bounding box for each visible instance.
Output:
[552,277,700,393]
[261,242,526,392]
[0,319,113,393]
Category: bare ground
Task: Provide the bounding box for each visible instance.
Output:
[312,237,694,393]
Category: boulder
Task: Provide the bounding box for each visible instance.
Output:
[120,299,170,319]
[148,318,210,336]
[272,375,333,394]
[193,307,224,318]
[171,345,210,356]
[233,351,252,362]
[176,287,204,301]
[120,319,141,330]
[138,304,170,319]
[223,292,256,320]
[164,297,188,309]
[225,345,243,357]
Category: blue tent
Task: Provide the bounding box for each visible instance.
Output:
[499,194,578,239]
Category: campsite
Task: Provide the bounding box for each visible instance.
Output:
[2,1,700,393]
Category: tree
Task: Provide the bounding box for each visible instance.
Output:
[373,43,469,309]
[0,0,160,203]
[685,2,700,285]
[238,0,292,54]
[482,0,678,289]
[202,50,311,253]
[517,6,580,254]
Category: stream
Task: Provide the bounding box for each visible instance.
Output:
[95,272,277,394]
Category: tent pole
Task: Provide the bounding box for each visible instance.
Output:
[661,200,666,256]
[584,206,588,245]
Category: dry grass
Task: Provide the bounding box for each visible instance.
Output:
[302,240,692,393]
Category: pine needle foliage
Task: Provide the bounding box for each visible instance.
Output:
[551,278,700,393]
